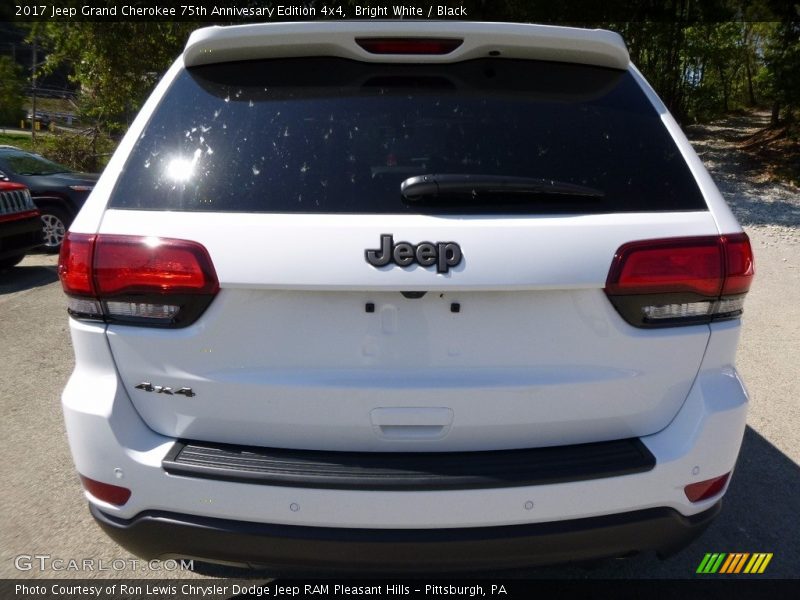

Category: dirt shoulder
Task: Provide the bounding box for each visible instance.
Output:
[686,111,800,232]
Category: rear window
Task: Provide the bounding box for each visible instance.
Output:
[111,57,706,214]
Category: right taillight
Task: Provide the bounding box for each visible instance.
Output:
[605,233,754,327]
[58,232,219,328]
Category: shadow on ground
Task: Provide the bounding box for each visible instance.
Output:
[685,113,770,145]
[0,262,58,295]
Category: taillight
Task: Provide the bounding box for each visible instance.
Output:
[79,475,131,506]
[355,38,463,55]
[721,234,755,295]
[605,234,754,327]
[58,232,219,328]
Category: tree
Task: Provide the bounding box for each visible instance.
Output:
[28,22,197,133]
[680,22,747,119]
[761,20,800,124]
[0,56,25,126]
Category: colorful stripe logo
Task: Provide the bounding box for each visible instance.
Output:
[696,553,773,574]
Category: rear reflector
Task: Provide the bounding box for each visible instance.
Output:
[79,475,131,506]
[605,234,754,327]
[356,38,463,55]
[684,473,730,502]
[59,232,219,328]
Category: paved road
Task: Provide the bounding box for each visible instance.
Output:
[1,116,798,580]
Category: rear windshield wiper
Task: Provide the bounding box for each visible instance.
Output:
[400,174,604,201]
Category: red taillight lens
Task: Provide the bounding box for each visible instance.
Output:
[606,237,723,297]
[93,235,218,296]
[58,233,96,296]
[721,233,755,295]
[79,475,131,506]
[356,38,463,55]
[605,234,754,327]
[684,472,731,502]
[58,232,219,327]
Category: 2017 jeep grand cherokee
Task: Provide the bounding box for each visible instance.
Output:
[57,22,754,572]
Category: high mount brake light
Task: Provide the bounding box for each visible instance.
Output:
[605,234,754,328]
[58,232,219,328]
[355,38,463,55]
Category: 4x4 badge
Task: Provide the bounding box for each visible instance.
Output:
[365,234,462,274]
[135,382,196,397]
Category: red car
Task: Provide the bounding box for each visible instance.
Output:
[0,181,41,269]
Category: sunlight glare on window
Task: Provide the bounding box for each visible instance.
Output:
[165,148,202,182]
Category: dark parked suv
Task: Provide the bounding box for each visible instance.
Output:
[0,146,97,252]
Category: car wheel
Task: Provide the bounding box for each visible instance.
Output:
[0,254,25,270]
[40,207,69,253]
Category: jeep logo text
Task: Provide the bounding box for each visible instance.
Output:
[365,234,463,274]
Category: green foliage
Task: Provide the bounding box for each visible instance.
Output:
[28,20,196,134]
[761,21,800,123]
[0,56,26,126]
[612,16,798,124]
[680,22,750,119]
[0,134,35,152]
[0,131,114,172]
[34,131,116,173]
[21,1,800,131]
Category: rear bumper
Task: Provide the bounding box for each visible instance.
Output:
[63,318,748,568]
[90,502,720,572]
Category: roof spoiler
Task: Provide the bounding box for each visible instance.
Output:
[184,21,630,70]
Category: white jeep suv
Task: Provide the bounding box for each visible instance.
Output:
[58,21,754,572]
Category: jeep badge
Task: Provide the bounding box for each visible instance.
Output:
[365,234,463,274]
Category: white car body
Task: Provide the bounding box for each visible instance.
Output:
[59,21,751,572]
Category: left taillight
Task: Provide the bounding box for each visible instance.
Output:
[605,233,754,328]
[58,232,219,328]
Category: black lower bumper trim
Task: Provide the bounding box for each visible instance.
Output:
[90,502,720,573]
[162,438,655,490]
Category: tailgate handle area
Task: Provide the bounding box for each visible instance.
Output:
[370,407,453,441]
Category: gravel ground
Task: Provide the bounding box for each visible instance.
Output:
[688,110,800,235]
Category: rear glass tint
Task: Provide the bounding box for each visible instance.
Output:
[111,58,707,214]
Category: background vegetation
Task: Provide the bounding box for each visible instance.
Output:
[0,55,25,125]
[2,1,797,177]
